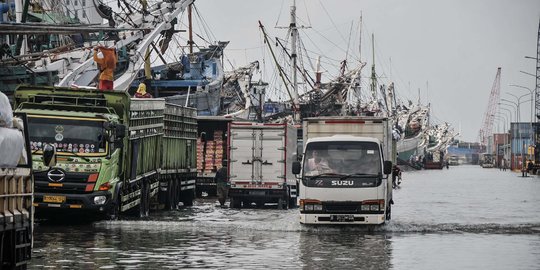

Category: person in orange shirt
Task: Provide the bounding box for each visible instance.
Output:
[93,46,117,91]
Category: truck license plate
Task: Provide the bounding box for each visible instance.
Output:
[43,195,66,203]
[249,191,266,196]
[330,215,355,222]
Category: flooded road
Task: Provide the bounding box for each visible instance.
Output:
[30,165,540,269]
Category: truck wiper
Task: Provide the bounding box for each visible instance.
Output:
[308,173,346,180]
[339,173,380,179]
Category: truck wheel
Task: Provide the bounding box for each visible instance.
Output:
[288,196,297,208]
[165,179,175,210]
[278,196,289,210]
[107,197,121,220]
[386,204,392,221]
[141,184,150,218]
[172,180,180,210]
[182,189,195,207]
[146,184,151,216]
[230,196,241,208]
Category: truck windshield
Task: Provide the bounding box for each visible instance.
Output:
[28,116,107,155]
[303,141,381,177]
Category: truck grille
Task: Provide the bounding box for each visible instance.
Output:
[323,202,361,213]
[34,172,91,194]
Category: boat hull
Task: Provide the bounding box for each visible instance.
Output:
[397,132,423,161]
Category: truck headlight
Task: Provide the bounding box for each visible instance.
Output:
[94,195,107,205]
[370,205,379,211]
[361,205,371,211]
[313,204,323,211]
[305,205,314,211]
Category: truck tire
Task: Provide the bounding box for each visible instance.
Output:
[107,197,121,220]
[386,204,392,221]
[278,195,289,210]
[165,179,175,210]
[182,189,195,207]
[171,180,179,210]
[230,196,241,208]
[288,196,297,209]
[137,183,150,218]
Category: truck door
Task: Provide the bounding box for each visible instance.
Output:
[259,128,284,184]
[230,128,256,182]
[230,127,283,184]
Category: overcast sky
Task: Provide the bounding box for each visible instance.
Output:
[194,0,540,142]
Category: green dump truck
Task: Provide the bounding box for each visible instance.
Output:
[13,85,197,219]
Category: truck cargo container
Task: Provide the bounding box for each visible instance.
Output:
[195,116,233,197]
[13,85,196,219]
[293,116,395,224]
[159,104,198,208]
[228,122,298,209]
[1,112,33,269]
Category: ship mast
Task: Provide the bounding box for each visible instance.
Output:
[188,3,194,54]
[370,33,377,101]
[290,0,300,122]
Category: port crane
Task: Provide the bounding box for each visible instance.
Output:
[478,67,501,148]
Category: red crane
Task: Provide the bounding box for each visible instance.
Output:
[479,67,501,146]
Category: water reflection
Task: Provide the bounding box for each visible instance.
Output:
[29,166,540,269]
[299,232,392,270]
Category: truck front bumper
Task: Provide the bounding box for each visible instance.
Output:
[33,191,113,212]
[300,213,386,225]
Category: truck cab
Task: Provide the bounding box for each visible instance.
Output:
[14,89,128,215]
[294,136,392,224]
[25,111,123,212]
[13,85,164,219]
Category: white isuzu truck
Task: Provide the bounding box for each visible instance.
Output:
[228,122,297,209]
[292,116,396,224]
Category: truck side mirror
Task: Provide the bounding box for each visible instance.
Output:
[292,161,301,175]
[383,160,392,175]
[43,144,57,167]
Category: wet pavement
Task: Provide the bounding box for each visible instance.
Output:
[30,165,540,269]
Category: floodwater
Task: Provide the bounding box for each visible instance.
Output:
[30,165,540,269]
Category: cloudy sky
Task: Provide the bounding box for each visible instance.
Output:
[193,0,540,142]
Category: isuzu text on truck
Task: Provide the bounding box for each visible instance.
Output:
[292,117,395,224]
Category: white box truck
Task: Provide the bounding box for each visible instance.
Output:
[292,116,396,224]
[228,122,297,209]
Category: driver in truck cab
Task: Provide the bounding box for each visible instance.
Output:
[306,150,332,174]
